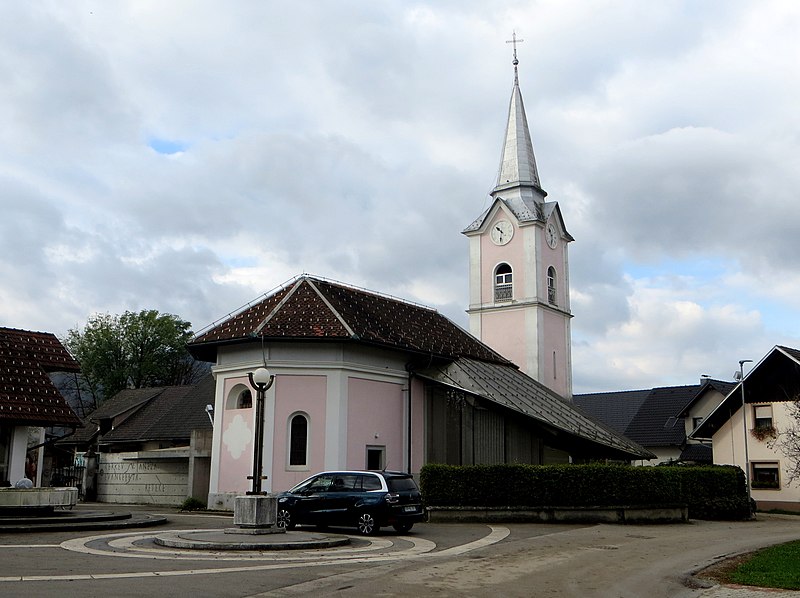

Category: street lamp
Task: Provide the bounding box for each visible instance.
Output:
[738,359,753,515]
[247,367,275,495]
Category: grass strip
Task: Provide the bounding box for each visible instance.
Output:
[729,540,800,590]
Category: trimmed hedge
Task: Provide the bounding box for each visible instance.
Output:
[419,463,749,520]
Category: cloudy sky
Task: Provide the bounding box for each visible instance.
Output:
[2,1,799,393]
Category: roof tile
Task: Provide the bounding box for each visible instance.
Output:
[0,327,81,426]
[190,276,509,365]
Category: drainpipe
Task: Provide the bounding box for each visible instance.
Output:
[406,370,413,474]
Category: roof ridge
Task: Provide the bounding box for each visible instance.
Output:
[192,273,439,341]
[253,278,306,335]
[306,278,356,337]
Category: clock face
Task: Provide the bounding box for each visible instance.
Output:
[490,220,514,245]
[546,223,558,249]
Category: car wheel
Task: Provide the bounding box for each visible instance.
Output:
[356,511,379,535]
[392,522,413,533]
[277,508,295,530]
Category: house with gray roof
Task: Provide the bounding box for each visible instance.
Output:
[693,346,800,511]
[188,275,652,509]
[575,378,734,465]
[57,375,214,504]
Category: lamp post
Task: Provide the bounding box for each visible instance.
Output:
[247,367,274,495]
[739,359,753,515]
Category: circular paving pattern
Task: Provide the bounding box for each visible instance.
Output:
[60,528,441,561]
[0,525,510,583]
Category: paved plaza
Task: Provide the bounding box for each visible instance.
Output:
[0,505,799,597]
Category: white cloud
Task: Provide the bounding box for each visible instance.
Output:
[1,1,799,395]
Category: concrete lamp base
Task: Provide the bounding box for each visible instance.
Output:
[228,494,286,535]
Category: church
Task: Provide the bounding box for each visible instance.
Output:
[188,53,652,509]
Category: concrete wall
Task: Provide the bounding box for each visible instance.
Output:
[97,450,189,505]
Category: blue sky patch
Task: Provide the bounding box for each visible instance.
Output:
[148,137,188,154]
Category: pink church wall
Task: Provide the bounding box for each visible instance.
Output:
[481,308,527,368]
[542,312,568,397]
[217,376,254,493]
[271,375,327,492]
[480,214,527,304]
[347,378,404,471]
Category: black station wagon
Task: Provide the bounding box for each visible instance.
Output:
[275,470,425,535]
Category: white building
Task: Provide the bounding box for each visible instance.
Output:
[693,345,800,511]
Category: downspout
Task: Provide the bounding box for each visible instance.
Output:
[407,370,413,474]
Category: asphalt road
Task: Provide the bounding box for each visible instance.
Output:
[1,505,799,597]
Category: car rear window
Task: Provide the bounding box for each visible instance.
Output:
[362,475,383,491]
[387,477,417,492]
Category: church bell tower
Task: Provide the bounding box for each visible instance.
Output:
[463,38,574,399]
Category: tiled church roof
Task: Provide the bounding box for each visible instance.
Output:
[189,276,511,365]
[0,327,81,426]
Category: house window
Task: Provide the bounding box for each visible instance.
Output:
[547,266,557,305]
[288,413,309,468]
[494,263,513,302]
[751,462,780,490]
[366,445,385,470]
[692,417,704,430]
[753,405,773,429]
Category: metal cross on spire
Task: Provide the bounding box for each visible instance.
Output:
[506,30,524,83]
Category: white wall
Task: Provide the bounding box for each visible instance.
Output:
[712,401,800,507]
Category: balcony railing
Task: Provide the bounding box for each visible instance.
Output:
[495,284,512,302]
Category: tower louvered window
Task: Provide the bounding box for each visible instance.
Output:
[547,267,557,305]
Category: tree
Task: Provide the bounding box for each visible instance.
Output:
[773,400,800,486]
[64,309,205,406]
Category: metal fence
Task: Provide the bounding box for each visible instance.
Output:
[49,465,85,498]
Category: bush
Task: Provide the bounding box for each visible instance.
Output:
[180,496,207,511]
[419,463,748,520]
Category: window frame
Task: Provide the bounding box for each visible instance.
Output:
[547,266,557,305]
[365,445,386,471]
[751,461,780,490]
[225,383,253,410]
[287,412,310,471]
[494,263,513,303]
[753,404,774,430]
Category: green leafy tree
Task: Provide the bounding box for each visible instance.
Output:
[65,309,204,407]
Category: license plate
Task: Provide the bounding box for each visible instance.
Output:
[403,506,417,513]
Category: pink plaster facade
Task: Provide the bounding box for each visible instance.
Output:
[478,212,528,306]
[541,309,570,397]
[217,376,254,493]
[346,378,404,471]
[207,347,426,509]
[468,206,572,397]
[271,375,327,492]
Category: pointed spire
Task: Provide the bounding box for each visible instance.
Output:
[493,33,545,198]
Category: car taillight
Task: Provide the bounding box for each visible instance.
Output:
[385,493,400,504]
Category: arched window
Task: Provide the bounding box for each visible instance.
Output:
[494,263,513,302]
[225,384,253,410]
[288,413,309,468]
[547,266,557,305]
